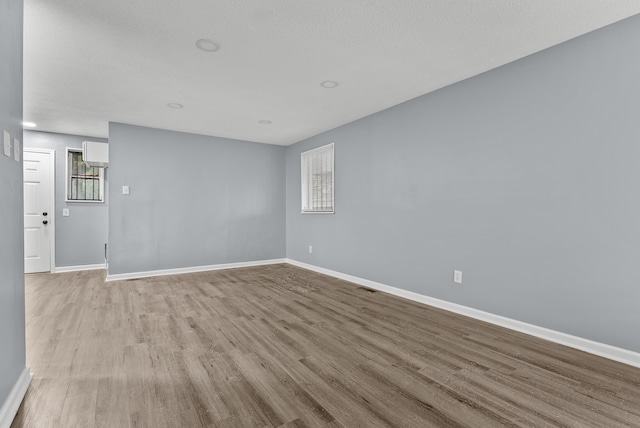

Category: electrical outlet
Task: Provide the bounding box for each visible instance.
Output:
[453,270,462,284]
[308,245,313,254]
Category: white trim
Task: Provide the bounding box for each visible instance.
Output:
[22,147,53,155]
[24,148,56,273]
[0,366,32,428]
[105,258,287,282]
[54,263,106,273]
[285,259,640,369]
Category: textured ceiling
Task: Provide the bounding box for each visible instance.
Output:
[23,1,640,145]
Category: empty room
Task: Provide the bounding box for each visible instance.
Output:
[2,1,640,427]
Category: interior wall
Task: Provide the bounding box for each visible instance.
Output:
[24,131,109,268]
[108,123,286,275]
[0,0,26,407]
[286,15,640,352]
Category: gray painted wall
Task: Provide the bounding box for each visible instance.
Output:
[0,0,25,408]
[24,131,109,267]
[286,15,640,352]
[108,123,285,275]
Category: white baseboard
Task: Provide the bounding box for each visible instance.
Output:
[286,259,640,369]
[0,366,32,428]
[54,263,106,273]
[105,258,287,282]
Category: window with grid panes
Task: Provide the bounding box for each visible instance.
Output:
[66,149,104,202]
[301,143,334,213]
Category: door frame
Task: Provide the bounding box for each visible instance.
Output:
[24,148,56,273]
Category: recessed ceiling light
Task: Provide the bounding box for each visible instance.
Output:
[195,39,220,52]
[259,120,272,124]
[167,103,184,109]
[22,121,37,128]
[321,81,339,89]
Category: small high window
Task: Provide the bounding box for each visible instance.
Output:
[301,143,334,213]
[66,148,104,202]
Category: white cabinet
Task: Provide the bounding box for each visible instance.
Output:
[82,141,109,168]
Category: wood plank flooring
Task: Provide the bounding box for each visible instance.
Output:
[12,264,640,427]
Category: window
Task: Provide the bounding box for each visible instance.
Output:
[301,143,334,213]
[66,148,104,202]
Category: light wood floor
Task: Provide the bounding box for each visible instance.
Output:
[12,264,640,427]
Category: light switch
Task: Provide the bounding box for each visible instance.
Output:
[3,131,10,157]
[122,185,130,195]
[13,138,20,161]
[62,208,70,217]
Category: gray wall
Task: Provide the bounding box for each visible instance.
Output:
[108,123,286,275]
[286,15,640,352]
[0,0,26,409]
[24,131,108,268]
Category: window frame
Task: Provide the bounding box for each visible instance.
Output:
[301,142,335,214]
[65,147,105,203]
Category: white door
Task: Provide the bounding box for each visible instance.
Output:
[24,150,54,273]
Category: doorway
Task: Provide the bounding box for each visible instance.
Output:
[23,148,55,273]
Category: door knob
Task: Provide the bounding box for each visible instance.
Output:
[43,212,48,216]
[43,220,48,225]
